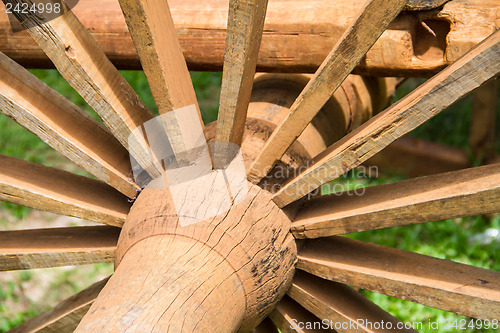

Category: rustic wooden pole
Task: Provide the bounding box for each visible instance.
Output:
[0,0,497,76]
[76,184,297,332]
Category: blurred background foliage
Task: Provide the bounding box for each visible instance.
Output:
[0,69,498,332]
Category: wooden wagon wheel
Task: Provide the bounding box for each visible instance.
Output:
[0,0,499,331]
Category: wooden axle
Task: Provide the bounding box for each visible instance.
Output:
[71,73,397,332]
[76,184,297,332]
[0,0,497,76]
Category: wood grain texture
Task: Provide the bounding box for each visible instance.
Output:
[297,237,500,319]
[291,164,500,238]
[289,271,417,333]
[0,0,497,76]
[273,29,500,207]
[3,0,156,174]
[0,227,119,271]
[469,79,497,163]
[8,277,109,333]
[117,0,200,115]
[0,50,138,198]
[269,296,329,333]
[247,0,407,183]
[0,155,130,227]
[77,236,247,333]
[215,0,268,152]
[78,184,296,332]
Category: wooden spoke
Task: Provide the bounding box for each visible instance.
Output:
[289,271,417,333]
[247,0,407,183]
[3,0,156,172]
[0,51,139,198]
[215,0,268,158]
[252,317,279,333]
[118,0,209,168]
[297,236,500,319]
[273,29,500,207]
[117,0,200,116]
[0,227,118,271]
[291,164,500,238]
[8,277,109,333]
[269,296,330,333]
[0,155,130,227]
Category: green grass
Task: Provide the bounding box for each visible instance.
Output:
[0,263,113,331]
[0,72,498,332]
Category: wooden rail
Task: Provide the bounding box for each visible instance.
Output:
[0,0,497,76]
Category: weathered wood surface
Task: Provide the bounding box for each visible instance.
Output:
[291,164,500,238]
[0,227,119,271]
[8,277,109,333]
[269,296,329,333]
[273,29,500,207]
[405,0,448,11]
[3,0,157,175]
[247,0,407,183]
[118,0,206,168]
[78,236,247,332]
[215,0,268,153]
[297,237,500,319]
[0,0,497,76]
[0,155,130,227]
[0,50,138,198]
[77,185,297,332]
[289,271,417,333]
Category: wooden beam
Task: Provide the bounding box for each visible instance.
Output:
[289,271,417,333]
[0,50,139,198]
[247,0,407,183]
[269,296,328,333]
[0,155,130,227]
[3,0,157,175]
[297,236,500,319]
[0,0,496,76]
[215,0,268,154]
[273,29,500,207]
[0,227,118,271]
[291,164,500,238]
[8,277,109,333]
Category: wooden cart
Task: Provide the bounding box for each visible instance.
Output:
[0,0,498,332]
